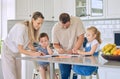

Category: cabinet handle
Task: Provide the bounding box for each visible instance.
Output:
[80,14,90,17]
[29,15,31,17]
[52,16,54,18]
[87,14,90,16]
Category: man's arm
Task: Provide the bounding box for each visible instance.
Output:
[53,43,66,54]
[72,34,84,53]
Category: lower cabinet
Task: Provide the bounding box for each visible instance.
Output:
[25,61,34,79]
[99,67,120,79]
[1,58,120,79]
[0,59,3,79]
[24,61,120,79]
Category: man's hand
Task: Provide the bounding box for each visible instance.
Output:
[66,50,73,54]
[57,48,65,54]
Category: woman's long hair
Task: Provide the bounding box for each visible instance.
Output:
[24,11,44,43]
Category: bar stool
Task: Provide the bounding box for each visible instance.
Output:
[32,61,41,79]
[32,68,40,79]
[70,70,99,79]
[32,62,61,79]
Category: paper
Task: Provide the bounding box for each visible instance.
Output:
[28,54,80,59]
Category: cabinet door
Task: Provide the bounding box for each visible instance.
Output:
[75,0,105,19]
[54,0,62,21]
[44,0,54,21]
[16,0,30,19]
[106,0,120,18]
[89,0,105,19]
[0,60,3,79]
[61,0,75,16]
[75,0,88,17]
[54,0,75,21]
[30,0,44,18]
[99,67,120,79]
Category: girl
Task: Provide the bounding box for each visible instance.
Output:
[1,11,45,79]
[36,33,58,79]
[73,26,102,76]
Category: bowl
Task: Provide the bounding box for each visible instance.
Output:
[101,54,120,61]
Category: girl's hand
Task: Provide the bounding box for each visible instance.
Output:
[77,50,85,55]
[72,48,78,54]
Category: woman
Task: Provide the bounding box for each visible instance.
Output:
[1,11,44,79]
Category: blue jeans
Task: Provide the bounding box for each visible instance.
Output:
[59,64,77,79]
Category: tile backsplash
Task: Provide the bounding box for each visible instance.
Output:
[83,19,120,43]
[8,19,120,43]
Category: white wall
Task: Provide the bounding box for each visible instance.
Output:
[0,0,2,39]
[1,0,7,40]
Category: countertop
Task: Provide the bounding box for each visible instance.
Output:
[16,54,120,68]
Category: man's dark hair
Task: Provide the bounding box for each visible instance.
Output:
[39,33,49,41]
[59,13,70,24]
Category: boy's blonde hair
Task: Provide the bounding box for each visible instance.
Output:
[87,26,102,44]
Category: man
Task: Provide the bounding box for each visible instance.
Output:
[52,13,85,79]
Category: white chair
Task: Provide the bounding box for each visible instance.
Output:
[32,62,61,79]
[32,61,41,79]
[32,68,41,79]
[70,70,99,79]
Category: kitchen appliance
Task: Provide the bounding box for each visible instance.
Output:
[114,31,120,48]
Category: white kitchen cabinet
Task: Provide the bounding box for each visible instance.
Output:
[15,0,54,20]
[25,61,34,79]
[16,0,30,19]
[75,0,105,19]
[106,0,120,18]
[54,0,75,21]
[44,0,54,21]
[0,59,3,79]
[99,67,120,79]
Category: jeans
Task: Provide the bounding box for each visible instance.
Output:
[59,64,77,79]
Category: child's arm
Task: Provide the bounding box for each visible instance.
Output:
[47,45,53,55]
[78,44,98,55]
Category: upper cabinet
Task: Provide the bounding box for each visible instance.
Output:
[75,0,105,19]
[106,0,120,18]
[16,0,31,20]
[15,0,54,20]
[8,0,120,20]
[54,0,75,21]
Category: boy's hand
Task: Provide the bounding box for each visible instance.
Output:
[39,51,45,56]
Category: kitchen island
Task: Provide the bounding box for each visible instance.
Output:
[16,54,120,79]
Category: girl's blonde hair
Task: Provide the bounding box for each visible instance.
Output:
[87,26,102,44]
[23,12,44,43]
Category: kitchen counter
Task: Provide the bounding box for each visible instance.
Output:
[16,54,120,79]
